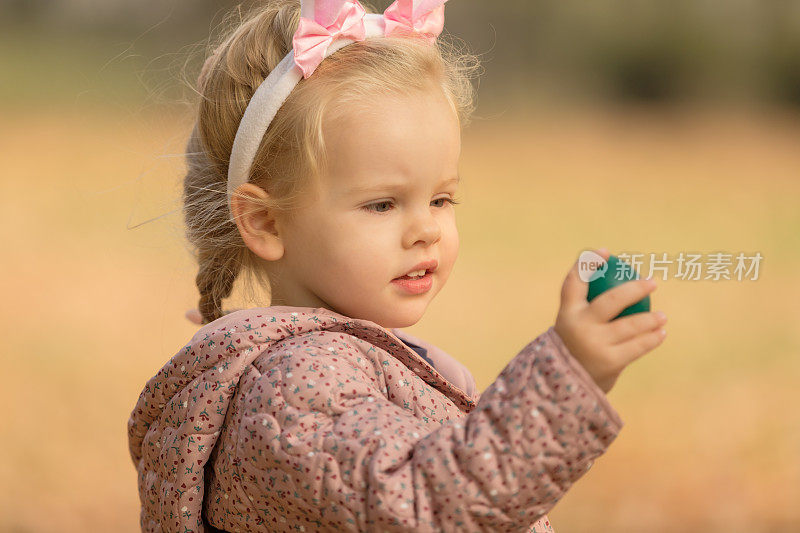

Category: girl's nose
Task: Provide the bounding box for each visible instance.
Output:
[404,208,441,247]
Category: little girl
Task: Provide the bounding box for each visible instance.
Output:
[128,1,667,531]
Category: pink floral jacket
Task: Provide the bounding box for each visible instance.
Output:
[128,306,623,532]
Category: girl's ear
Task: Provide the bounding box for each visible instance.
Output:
[230,183,285,262]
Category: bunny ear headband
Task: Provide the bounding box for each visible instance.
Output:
[226,0,449,215]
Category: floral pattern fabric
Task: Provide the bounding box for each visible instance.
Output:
[128,306,623,532]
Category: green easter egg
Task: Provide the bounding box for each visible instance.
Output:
[587,254,651,319]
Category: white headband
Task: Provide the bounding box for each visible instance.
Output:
[226,0,448,215]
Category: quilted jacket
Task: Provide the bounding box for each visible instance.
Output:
[127,306,624,532]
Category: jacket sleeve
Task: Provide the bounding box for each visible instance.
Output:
[239,326,623,532]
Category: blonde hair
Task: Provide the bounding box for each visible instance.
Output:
[183,0,482,325]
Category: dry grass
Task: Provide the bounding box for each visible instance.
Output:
[2,102,798,532]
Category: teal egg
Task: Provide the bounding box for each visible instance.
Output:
[587,254,651,319]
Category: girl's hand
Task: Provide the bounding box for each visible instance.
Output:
[185,309,204,325]
[553,248,667,394]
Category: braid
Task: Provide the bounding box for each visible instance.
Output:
[183,121,247,326]
[195,248,240,325]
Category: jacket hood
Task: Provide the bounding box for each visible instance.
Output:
[127,305,476,532]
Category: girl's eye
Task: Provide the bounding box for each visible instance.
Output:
[362,197,461,214]
[432,197,461,208]
[362,201,394,213]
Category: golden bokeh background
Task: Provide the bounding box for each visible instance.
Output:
[2,1,799,531]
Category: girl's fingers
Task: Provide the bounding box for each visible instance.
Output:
[589,278,657,323]
[560,259,588,310]
[560,248,608,311]
[607,310,667,345]
[612,325,667,366]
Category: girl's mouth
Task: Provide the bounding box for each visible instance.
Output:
[391,272,433,294]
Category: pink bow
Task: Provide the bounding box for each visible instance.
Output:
[384,0,447,44]
[293,0,448,79]
[293,0,367,79]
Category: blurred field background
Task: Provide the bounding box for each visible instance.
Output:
[1,0,799,532]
